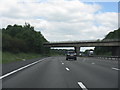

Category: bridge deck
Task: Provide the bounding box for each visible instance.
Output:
[43,40,120,47]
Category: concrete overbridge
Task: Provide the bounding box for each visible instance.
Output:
[43,40,120,56]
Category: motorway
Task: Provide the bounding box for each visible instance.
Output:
[2,56,119,89]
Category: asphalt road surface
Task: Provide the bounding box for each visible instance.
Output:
[2,56,119,89]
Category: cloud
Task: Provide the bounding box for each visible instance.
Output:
[0,0,118,42]
[95,12,118,28]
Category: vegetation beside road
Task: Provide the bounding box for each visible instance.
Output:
[2,23,49,54]
[1,23,66,63]
[2,50,66,63]
[50,49,66,56]
[1,23,61,63]
[2,52,47,63]
[94,28,120,56]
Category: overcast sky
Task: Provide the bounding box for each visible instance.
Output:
[0,0,119,51]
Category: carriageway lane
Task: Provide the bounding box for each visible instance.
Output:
[78,57,119,69]
[2,56,119,88]
[2,56,80,88]
[61,57,118,88]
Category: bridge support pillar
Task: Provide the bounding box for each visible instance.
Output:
[74,46,80,56]
[112,46,120,56]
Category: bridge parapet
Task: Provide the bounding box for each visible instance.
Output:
[44,40,120,47]
[44,40,120,56]
[48,39,120,43]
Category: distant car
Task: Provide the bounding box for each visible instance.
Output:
[66,50,77,60]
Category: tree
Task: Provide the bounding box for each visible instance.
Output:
[94,28,120,55]
[2,23,50,54]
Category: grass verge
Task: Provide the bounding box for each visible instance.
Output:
[2,52,45,64]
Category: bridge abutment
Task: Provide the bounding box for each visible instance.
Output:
[74,46,80,56]
[112,46,120,56]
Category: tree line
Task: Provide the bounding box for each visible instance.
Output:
[2,23,50,54]
[94,28,120,56]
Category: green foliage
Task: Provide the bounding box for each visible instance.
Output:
[50,49,66,56]
[2,23,50,54]
[94,28,120,56]
[2,52,43,63]
[104,28,120,40]
[94,46,112,55]
[2,33,27,53]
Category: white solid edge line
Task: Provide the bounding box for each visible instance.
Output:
[66,67,70,71]
[112,67,120,71]
[0,59,45,79]
[78,82,88,90]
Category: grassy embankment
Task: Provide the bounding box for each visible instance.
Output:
[2,49,65,64]
[2,52,47,64]
[2,52,63,64]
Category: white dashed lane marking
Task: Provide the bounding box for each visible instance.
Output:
[66,67,70,71]
[78,82,88,90]
[62,63,64,65]
[112,67,120,71]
